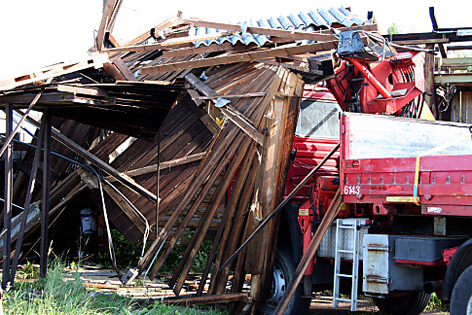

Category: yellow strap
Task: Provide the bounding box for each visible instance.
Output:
[411,130,471,205]
[413,156,421,205]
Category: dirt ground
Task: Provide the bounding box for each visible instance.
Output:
[308,295,449,314]
[72,265,449,315]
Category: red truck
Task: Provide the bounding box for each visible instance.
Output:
[261,31,472,315]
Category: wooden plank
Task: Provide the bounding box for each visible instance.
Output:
[123,12,182,47]
[113,152,206,179]
[0,54,109,91]
[147,130,247,280]
[192,92,266,100]
[103,185,147,235]
[181,18,375,42]
[442,57,472,68]
[162,42,243,58]
[2,104,13,288]
[40,109,52,278]
[96,0,120,51]
[198,144,257,295]
[424,44,436,118]
[186,74,264,145]
[219,142,341,272]
[56,85,108,97]
[10,115,46,282]
[273,190,343,315]
[157,293,249,305]
[105,31,235,54]
[171,136,253,295]
[139,64,281,280]
[142,41,338,74]
[183,95,219,134]
[113,58,138,81]
[24,114,158,202]
[391,38,449,45]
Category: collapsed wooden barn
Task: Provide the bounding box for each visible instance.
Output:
[0,4,378,312]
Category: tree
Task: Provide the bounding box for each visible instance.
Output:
[387,23,400,35]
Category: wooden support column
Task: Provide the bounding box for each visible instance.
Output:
[11,116,47,282]
[274,190,343,315]
[40,109,52,278]
[2,104,13,289]
[424,44,437,119]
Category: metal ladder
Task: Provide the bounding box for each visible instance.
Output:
[333,218,362,311]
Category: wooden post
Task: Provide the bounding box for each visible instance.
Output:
[274,190,343,315]
[40,109,52,278]
[10,116,47,282]
[2,104,13,289]
[424,44,437,119]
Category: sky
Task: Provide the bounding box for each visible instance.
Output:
[1,0,471,80]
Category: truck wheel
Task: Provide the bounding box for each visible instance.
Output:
[258,244,311,315]
[374,291,431,315]
[450,265,472,315]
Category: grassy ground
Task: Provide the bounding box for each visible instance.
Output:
[2,261,228,315]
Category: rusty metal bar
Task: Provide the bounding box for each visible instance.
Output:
[40,109,52,278]
[2,104,13,289]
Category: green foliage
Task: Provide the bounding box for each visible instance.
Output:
[426,292,449,312]
[96,229,215,274]
[387,23,400,35]
[158,230,213,274]
[3,260,228,315]
[96,229,144,269]
[16,261,40,280]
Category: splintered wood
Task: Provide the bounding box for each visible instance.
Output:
[128,64,305,313]
[0,6,369,312]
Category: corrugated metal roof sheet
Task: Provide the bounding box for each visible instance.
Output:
[193,6,366,47]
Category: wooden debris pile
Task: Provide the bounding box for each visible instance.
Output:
[0,2,375,312]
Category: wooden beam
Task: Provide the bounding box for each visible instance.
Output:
[40,109,52,278]
[156,293,250,305]
[110,152,207,179]
[112,58,137,81]
[57,85,108,97]
[273,190,343,315]
[123,12,182,47]
[181,18,377,42]
[0,54,109,91]
[391,38,449,45]
[424,44,437,118]
[162,42,242,58]
[103,185,147,235]
[186,73,264,145]
[142,41,338,74]
[105,31,236,54]
[182,18,336,41]
[24,114,158,202]
[435,73,472,84]
[10,115,46,282]
[219,142,341,272]
[170,136,253,295]
[442,57,472,68]
[2,104,13,289]
[96,0,120,51]
[191,92,266,100]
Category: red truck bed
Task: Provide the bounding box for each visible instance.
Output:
[340,112,472,216]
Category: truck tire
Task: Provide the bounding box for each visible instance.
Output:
[374,291,431,315]
[450,264,472,315]
[258,243,311,315]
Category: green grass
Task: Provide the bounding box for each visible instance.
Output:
[2,260,228,315]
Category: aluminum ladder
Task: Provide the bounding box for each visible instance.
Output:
[332,218,363,311]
